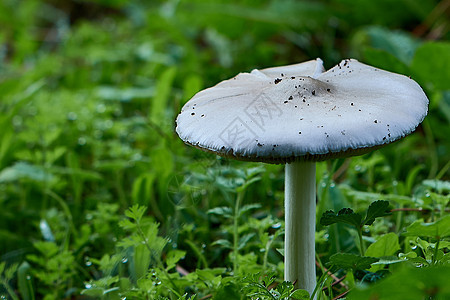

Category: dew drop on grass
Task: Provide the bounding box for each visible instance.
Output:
[122,257,128,263]
[354,165,361,172]
[172,243,177,248]
[85,283,92,289]
[392,180,398,186]
[1,295,7,300]
[26,275,31,280]
[330,182,335,188]
[425,193,430,198]
[201,243,206,249]
[411,245,417,250]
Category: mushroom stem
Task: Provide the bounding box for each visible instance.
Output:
[285,161,316,295]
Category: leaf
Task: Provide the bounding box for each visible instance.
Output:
[365,233,400,258]
[363,200,391,225]
[150,66,177,123]
[403,215,450,239]
[320,208,362,228]
[348,266,450,300]
[239,204,261,216]
[411,41,450,90]
[0,161,54,183]
[238,233,255,250]
[207,206,233,218]
[290,289,310,299]
[212,239,232,249]
[17,262,34,300]
[124,205,147,222]
[422,179,450,193]
[329,253,379,271]
[166,250,186,270]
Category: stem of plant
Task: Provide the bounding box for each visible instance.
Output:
[285,161,316,296]
[233,190,244,274]
[358,227,365,256]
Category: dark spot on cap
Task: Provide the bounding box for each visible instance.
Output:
[288,96,293,100]
[291,76,295,79]
[341,131,345,135]
[274,78,282,84]
[281,73,284,76]
[351,102,354,106]
[294,105,298,108]
[299,131,301,134]
[284,101,288,104]
[374,120,378,123]
[327,88,331,92]
[201,114,205,117]
[388,133,391,137]
[312,90,316,96]
[191,112,195,116]
[257,143,263,147]
[383,136,386,140]
[359,109,362,112]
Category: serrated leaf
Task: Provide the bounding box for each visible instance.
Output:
[403,215,450,239]
[329,253,379,271]
[118,219,136,230]
[124,204,147,222]
[320,208,362,228]
[364,200,391,225]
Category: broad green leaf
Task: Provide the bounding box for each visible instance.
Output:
[365,233,400,257]
[348,266,450,300]
[290,289,310,299]
[329,253,379,271]
[411,42,450,90]
[364,200,391,225]
[364,26,420,64]
[403,215,450,239]
[320,208,362,228]
[362,48,409,75]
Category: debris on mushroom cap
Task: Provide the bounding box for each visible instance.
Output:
[175,59,429,163]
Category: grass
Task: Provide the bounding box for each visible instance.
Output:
[0,0,449,299]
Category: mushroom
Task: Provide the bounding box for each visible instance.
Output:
[175,58,429,295]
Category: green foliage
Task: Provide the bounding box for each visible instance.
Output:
[0,0,448,299]
[242,273,309,300]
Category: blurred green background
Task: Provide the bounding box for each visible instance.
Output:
[0,0,449,299]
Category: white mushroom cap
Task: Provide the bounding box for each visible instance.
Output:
[176,58,429,163]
